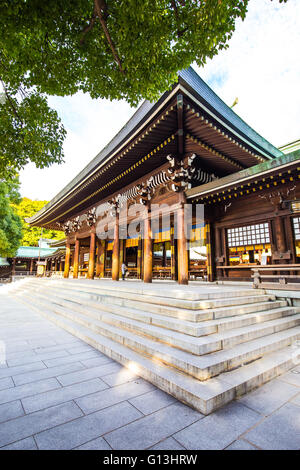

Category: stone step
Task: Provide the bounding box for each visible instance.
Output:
[25,278,267,310]
[13,294,300,415]
[26,284,289,337]
[43,278,267,301]
[20,290,300,355]
[25,281,276,322]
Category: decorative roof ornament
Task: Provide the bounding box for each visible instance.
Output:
[71,216,82,232]
[107,195,121,215]
[86,207,97,227]
[57,220,73,235]
[136,181,154,205]
[166,154,196,192]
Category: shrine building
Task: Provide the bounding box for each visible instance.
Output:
[27,67,300,288]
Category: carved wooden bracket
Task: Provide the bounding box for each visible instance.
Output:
[86,207,97,227]
[57,220,72,235]
[136,181,154,206]
[71,216,83,232]
[166,154,196,192]
[107,195,121,215]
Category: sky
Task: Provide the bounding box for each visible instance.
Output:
[19,0,300,201]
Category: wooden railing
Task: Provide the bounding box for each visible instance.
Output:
[153,266,172,279]
[189,267,207,280]
[251,264,300,290]
[13,271,37,277]
[44,270,64,277]
[126,267,138,278]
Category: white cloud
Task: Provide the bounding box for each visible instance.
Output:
[20,0,300,200]
[195,0,300,147]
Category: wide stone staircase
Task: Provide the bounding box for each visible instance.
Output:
[9,278,300,414]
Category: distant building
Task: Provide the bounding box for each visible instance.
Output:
[0,257,11,281]
[0,238,63,280]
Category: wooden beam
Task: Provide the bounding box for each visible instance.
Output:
[177,94,184,156]
[186,133,244,170]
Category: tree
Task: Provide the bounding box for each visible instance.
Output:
[12,198,65,247]
[0,0,288,177]
[0,175,23,257]
[0,85,66,179]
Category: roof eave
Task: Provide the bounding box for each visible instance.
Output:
[186,150,300,200]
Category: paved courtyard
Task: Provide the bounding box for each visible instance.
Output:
[0,294,299,450]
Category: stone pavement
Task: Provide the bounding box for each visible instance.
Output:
[0,294,299,450]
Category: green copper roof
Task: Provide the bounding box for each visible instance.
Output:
[15,246,57,259]
[179,67,283,159]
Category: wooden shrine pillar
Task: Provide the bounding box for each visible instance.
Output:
[221,227,228,278]
[54,259,58,272]
[177,193,188,285]
[29,259,34,273]
[59,259,64,272]
[73,239,80,279]
[96,239,105,278]
[112,211,120,281]
[274,215,287,256]
[87,231,96,279]
[214,227,222,261]
[206,222,215,282]
[170,225,176,280]
[137,236,142,279]
[214,226,222,281]
[284,216,296,263]
[143,208,152,283]
[64,243,71,278]
[119,239,124,278]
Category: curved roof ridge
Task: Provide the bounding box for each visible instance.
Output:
[179,67,282,159]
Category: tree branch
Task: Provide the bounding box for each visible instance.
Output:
[93,0,125,74]
[0,77,23,125]
[171,0,179,18]
[170,0,187,38]
[80,9,97,45]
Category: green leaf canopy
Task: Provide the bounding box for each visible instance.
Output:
[0,0,288,176]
